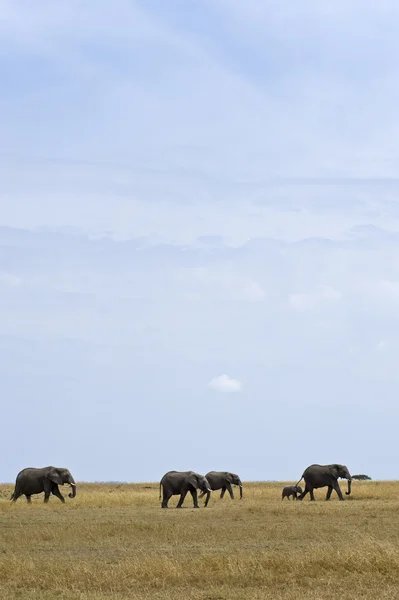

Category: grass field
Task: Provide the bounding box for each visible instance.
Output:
[1,480,399,599]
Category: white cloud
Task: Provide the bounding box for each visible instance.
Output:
[207,374,242,393]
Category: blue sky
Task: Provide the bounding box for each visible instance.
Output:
[1,1,399,483]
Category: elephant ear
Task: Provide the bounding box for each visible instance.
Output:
[187,473,200,489]
[329,465,339,479]
[47,468,63,485]
[225,473,233,483]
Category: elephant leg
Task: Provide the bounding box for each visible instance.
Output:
[299,484,314,501]
[51,485,65,503]
[176,490,188,508]
[226,482,234,500]
[220,487,226,499]
[293,492,297,500]
[11,491,21,502]
[333,481,344,500]
[309,487,316,501]
[326,486,333,500]
[43,480,52,503]
[25,495,32,503]
[299,485,310,501]
[189,488,199,508]
[161,491,171,508]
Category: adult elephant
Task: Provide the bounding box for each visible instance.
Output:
[199,471,243,507]
[296,464,352,501]
[159,471,212,508]
[11,466,77,503]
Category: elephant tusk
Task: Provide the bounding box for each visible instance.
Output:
[207,488,212,492]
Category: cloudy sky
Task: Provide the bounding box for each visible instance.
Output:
[1,1,399,484]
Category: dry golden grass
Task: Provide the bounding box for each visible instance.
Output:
[1,480,399,599]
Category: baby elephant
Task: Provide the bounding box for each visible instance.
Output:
[282,485,302,500]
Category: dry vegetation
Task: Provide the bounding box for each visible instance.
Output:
[1,480,399,599]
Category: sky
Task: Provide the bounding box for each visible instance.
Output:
[1,1,399,483]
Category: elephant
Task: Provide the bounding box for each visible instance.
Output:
[296,463,352,501]
[199,471,243,507]
[159,470,212,508]
[281,485,302,500]
[10,466,77,503]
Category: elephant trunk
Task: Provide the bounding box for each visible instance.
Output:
[204,489,211,507]
[345,478,352,496]
[68,482,77,498]
[239,484,243,499]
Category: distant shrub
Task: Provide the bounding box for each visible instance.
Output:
[352,474,372,481]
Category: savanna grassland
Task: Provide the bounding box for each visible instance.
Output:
[1,481,399,599]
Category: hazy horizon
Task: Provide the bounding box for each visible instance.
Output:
[2,2,399,483]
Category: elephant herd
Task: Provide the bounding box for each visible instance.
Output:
[9,463,353,507]
[159,470,243,508]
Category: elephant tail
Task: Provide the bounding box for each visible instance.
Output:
[295,474,304,487]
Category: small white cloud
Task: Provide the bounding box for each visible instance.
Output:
[207,374,242,393]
